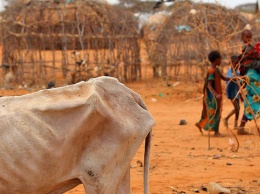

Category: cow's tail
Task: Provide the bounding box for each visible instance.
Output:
[144,130,152,194]
[130,92,153,194]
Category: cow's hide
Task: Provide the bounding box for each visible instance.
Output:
[0,76,155,194]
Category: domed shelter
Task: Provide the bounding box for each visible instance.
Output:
[146,2,249,80]
[142,13,168,78]
[0,0,141,87]
[247,14,260,41]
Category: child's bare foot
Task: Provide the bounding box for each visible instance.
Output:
[214,131,224,137]
[195,123,203,134]
[237,127,253,135]
[222,118,228,128]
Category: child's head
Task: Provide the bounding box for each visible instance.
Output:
[241,29,252,44]
[231,55,238,70]
[208,50,221,66]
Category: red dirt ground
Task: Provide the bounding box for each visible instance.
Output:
[1,44,260,193]
[2,78,260,194]
[66,79,260,194]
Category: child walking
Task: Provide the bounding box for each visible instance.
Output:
[239,29,260,76]
[196,50,231,136]
[237,29,260,135]
[223,56,241,129]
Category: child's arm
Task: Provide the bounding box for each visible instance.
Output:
[240,95,244,102]
[207,80,221,99]
[219,73,231,81]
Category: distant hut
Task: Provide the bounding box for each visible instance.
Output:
[249,12,260,41]
[142,13,168,78]
[145,3,249,80]
[0,0,140,87]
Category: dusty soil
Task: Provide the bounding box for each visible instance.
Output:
[1,42,260,194]
[64,79,260,194]
[2,78,260,194]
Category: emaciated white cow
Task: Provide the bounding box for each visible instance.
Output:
[0,76,154,194]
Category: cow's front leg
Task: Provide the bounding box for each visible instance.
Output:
[81,179,118,194]
[80,167,131,194]
[80,173,118,194]
[116,167,132,194]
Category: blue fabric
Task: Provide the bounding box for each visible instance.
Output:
[226,68,240,99]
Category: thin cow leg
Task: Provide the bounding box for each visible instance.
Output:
[80,167,131,194]
[80,177,117,194]
[116,167,132,194]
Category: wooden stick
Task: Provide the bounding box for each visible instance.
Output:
[208,130,211,150]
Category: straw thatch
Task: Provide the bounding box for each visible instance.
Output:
[143,2,249,80]
[142,13,168,78]
[247,13,260,41]
[0,0,141,87]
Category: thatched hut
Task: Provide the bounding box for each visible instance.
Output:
[0,0,141,87]
[142,13,168,78]
[144,2,249,81]
[245,13,260,41]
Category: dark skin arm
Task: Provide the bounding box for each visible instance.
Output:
[207,80,221,99]
[219,73,230,81]
[207,71,234,99]
[220,71,241,86]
